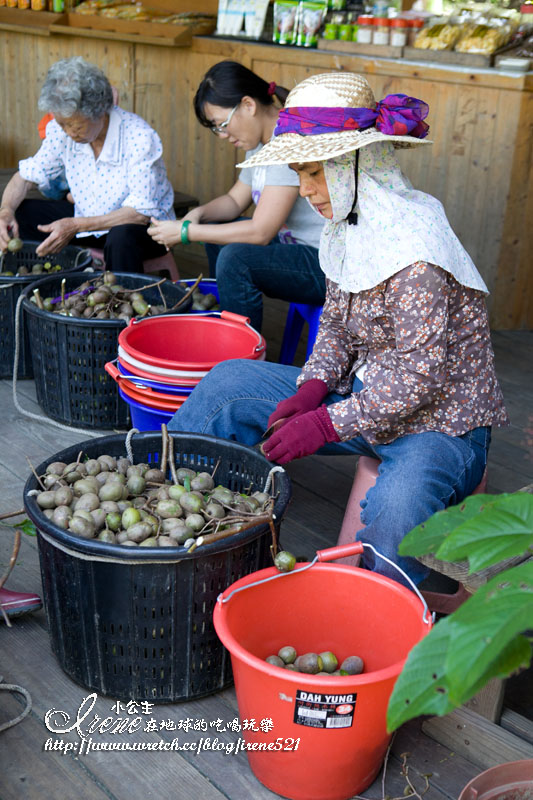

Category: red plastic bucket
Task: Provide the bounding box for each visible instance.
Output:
[213,543,432,800]
[105,362,188,410]
[117,353,203,386]
[118,310,266,373]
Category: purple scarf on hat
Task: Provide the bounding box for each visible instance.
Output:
[274,94,429,139]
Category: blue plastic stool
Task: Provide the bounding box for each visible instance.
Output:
[279,302,323,365]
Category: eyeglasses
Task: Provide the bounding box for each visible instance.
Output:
[210,103,239,136]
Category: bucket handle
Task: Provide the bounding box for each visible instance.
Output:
[105,359,178,391]
[218,541,433,625]
[129,311,266,355]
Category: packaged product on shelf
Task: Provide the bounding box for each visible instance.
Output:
[372,16,389,44]
[414,21,462,50]
[356,14,374,43]
[297,0,326,46]
[455,21,512,54]
[273,0,299,44]
[216,0,228,32]
[243,0,270,38]
[407,17,425,46]
[338,20,353,40]
[31,0,47,9]
[100,4,150,20]
[323,21,339,38]
[390,17,408,46]
[216,0,244,34]
[72,0,126,14]
[225,0,245,34]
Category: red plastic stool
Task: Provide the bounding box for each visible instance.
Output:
[337,455,488,612]
[88,248,179,281]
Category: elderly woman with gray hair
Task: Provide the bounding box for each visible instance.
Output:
[0,57,174,272]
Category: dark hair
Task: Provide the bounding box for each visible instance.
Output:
[193,61,289,128]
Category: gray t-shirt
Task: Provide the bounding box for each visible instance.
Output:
[239,143,323,249]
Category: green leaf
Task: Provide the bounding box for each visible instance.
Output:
[387,594,533,732]
[443,562,533,693]
[398,494,499,558]
[1,518,37,537]
[386,616,457,732]
[436,493,533,571]
[447,634,531,707]
[18,519,37,537]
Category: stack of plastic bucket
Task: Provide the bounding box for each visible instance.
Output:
[213,542,433,800]
[107,310,266,429]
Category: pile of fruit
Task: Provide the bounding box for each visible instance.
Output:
[265,647,364,676]
[1,237,64,277]
[30,272,174,320]
[191,287,219,312]
[31,449,274,549]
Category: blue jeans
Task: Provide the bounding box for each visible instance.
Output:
[168,359,491,585]
[204,237,325,333]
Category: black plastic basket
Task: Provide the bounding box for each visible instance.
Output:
[23,432,291,703]
[22,272,191,429]
[0,241,91,379]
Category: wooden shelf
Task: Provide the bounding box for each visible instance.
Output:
[0,6,64,35]
[318,37,404,59]
[402,44,494,68]
[49,11,215,47]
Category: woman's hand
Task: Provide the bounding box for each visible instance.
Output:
[0,208,18,252]
[267,379,329,431]
[262,406,340,465]
[182,206,203,225]
[35,217,79,256]
[147,218,182,249]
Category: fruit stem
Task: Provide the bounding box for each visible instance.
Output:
[168,273,203,312]
[167,435,178,484]
[32,288,44,310]
[160,423,169,476]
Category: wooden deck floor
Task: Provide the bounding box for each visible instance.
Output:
[1,255,532,800]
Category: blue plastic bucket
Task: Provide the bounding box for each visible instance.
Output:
[179,279,219,313]
[118,388,174,431]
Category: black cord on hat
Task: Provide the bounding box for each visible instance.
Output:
[347,150,359,226]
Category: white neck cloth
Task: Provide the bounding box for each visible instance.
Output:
[317,142,488,294]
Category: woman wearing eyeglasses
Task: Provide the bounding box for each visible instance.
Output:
[147,60,325,333]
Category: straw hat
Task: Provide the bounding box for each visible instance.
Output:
[239,72,432,169]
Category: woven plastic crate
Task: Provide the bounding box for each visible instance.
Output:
[0,241,91,379]
[21,272,191,429]
[23,431,291,703]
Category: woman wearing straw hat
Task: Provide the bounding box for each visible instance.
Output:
[147,61,325,333]
[168,72,508,585]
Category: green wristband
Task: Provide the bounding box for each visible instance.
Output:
[180,220,191,245]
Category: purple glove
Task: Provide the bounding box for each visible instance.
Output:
[267,379,329,431]
[263,405,340,465]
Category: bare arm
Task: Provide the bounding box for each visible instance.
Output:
[34,206,148,257]
[148,181,300,249]
[0,172,31,250]
[183,180,252,224]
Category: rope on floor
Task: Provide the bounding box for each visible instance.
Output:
[0,675,32,732]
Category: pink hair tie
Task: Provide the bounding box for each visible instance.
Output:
[267,81,277,96]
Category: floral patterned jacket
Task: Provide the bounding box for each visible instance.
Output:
[297,262,509,444]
